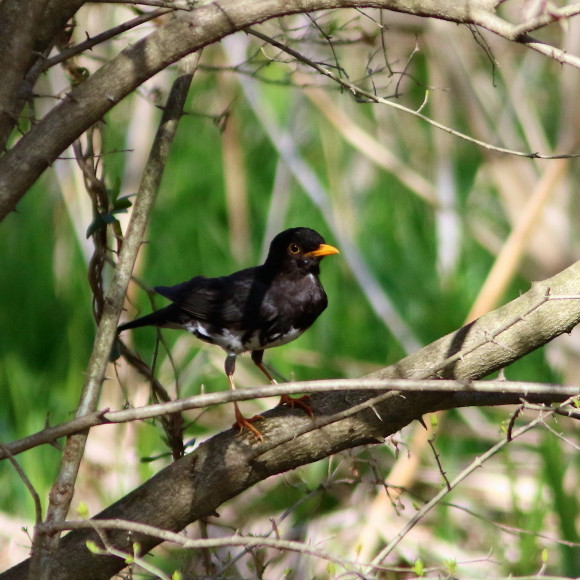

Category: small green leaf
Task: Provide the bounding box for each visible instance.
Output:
[69,67,90,86]
[76,502,89,519]
[101,212,116,225]
[541,548,548,563]
[111,208,128,217]
[112,196,133,211]
[86,216,104,238]
[412,558,424,577]
[86,540,103,554]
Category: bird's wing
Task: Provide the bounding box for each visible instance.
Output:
[155,269,273,329]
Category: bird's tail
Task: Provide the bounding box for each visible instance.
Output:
[117,304,184,333]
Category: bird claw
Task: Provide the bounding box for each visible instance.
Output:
[277,394,313,417]
[233,405,264,441]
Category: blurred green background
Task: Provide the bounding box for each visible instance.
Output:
[1,6,578,577]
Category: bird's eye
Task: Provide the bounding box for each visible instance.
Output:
[288,243,301,255]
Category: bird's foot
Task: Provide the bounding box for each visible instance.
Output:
[277,394,313,417]
[233,403,264,442]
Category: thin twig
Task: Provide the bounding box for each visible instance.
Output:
[370,397,574,568]
[427,438,451,491]
[247,28,578,159]
[43,9,173,71]
[0,443,42,526]
[509,4,580,37]
[41,518,379,577]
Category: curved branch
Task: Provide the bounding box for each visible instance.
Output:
[2,261,579,580]
[474,8,580,67]
[1,0,578,221]
[0,0,85,150]
[1,378,578,459]
[249,28,578,159]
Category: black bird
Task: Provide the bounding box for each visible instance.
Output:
[118,227,339,440]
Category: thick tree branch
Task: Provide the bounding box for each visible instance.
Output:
[2,261,578,580]
[0,0,85,150]
[1,0,578,221]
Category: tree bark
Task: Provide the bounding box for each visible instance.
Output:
[0,0,548,222]
[0,0,84,150]
[3,261,578,580]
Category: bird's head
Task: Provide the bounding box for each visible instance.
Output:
[264,228,339,274]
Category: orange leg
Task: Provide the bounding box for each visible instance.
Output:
[251,350,313,417]
[226,354,263,441]
[277,393,313,417]
[251,350,277,382]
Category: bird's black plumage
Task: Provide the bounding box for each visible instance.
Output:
[118,227,339,440]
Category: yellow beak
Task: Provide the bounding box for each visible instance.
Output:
[304,243,340,258]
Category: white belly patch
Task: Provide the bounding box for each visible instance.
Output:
[183,320,304,355]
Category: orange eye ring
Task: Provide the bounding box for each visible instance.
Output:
[288,243,301,255]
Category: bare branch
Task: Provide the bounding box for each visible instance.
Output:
[40,518,375,576]
[370,398,572,568]
[2,261,578,580]
[248,28,579,159]
[1,269,577,459]
[1,0,579,221]
[42,8,174,71]
[1,378,577,460]
[0,444,42,526]
[509,4,580,37]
